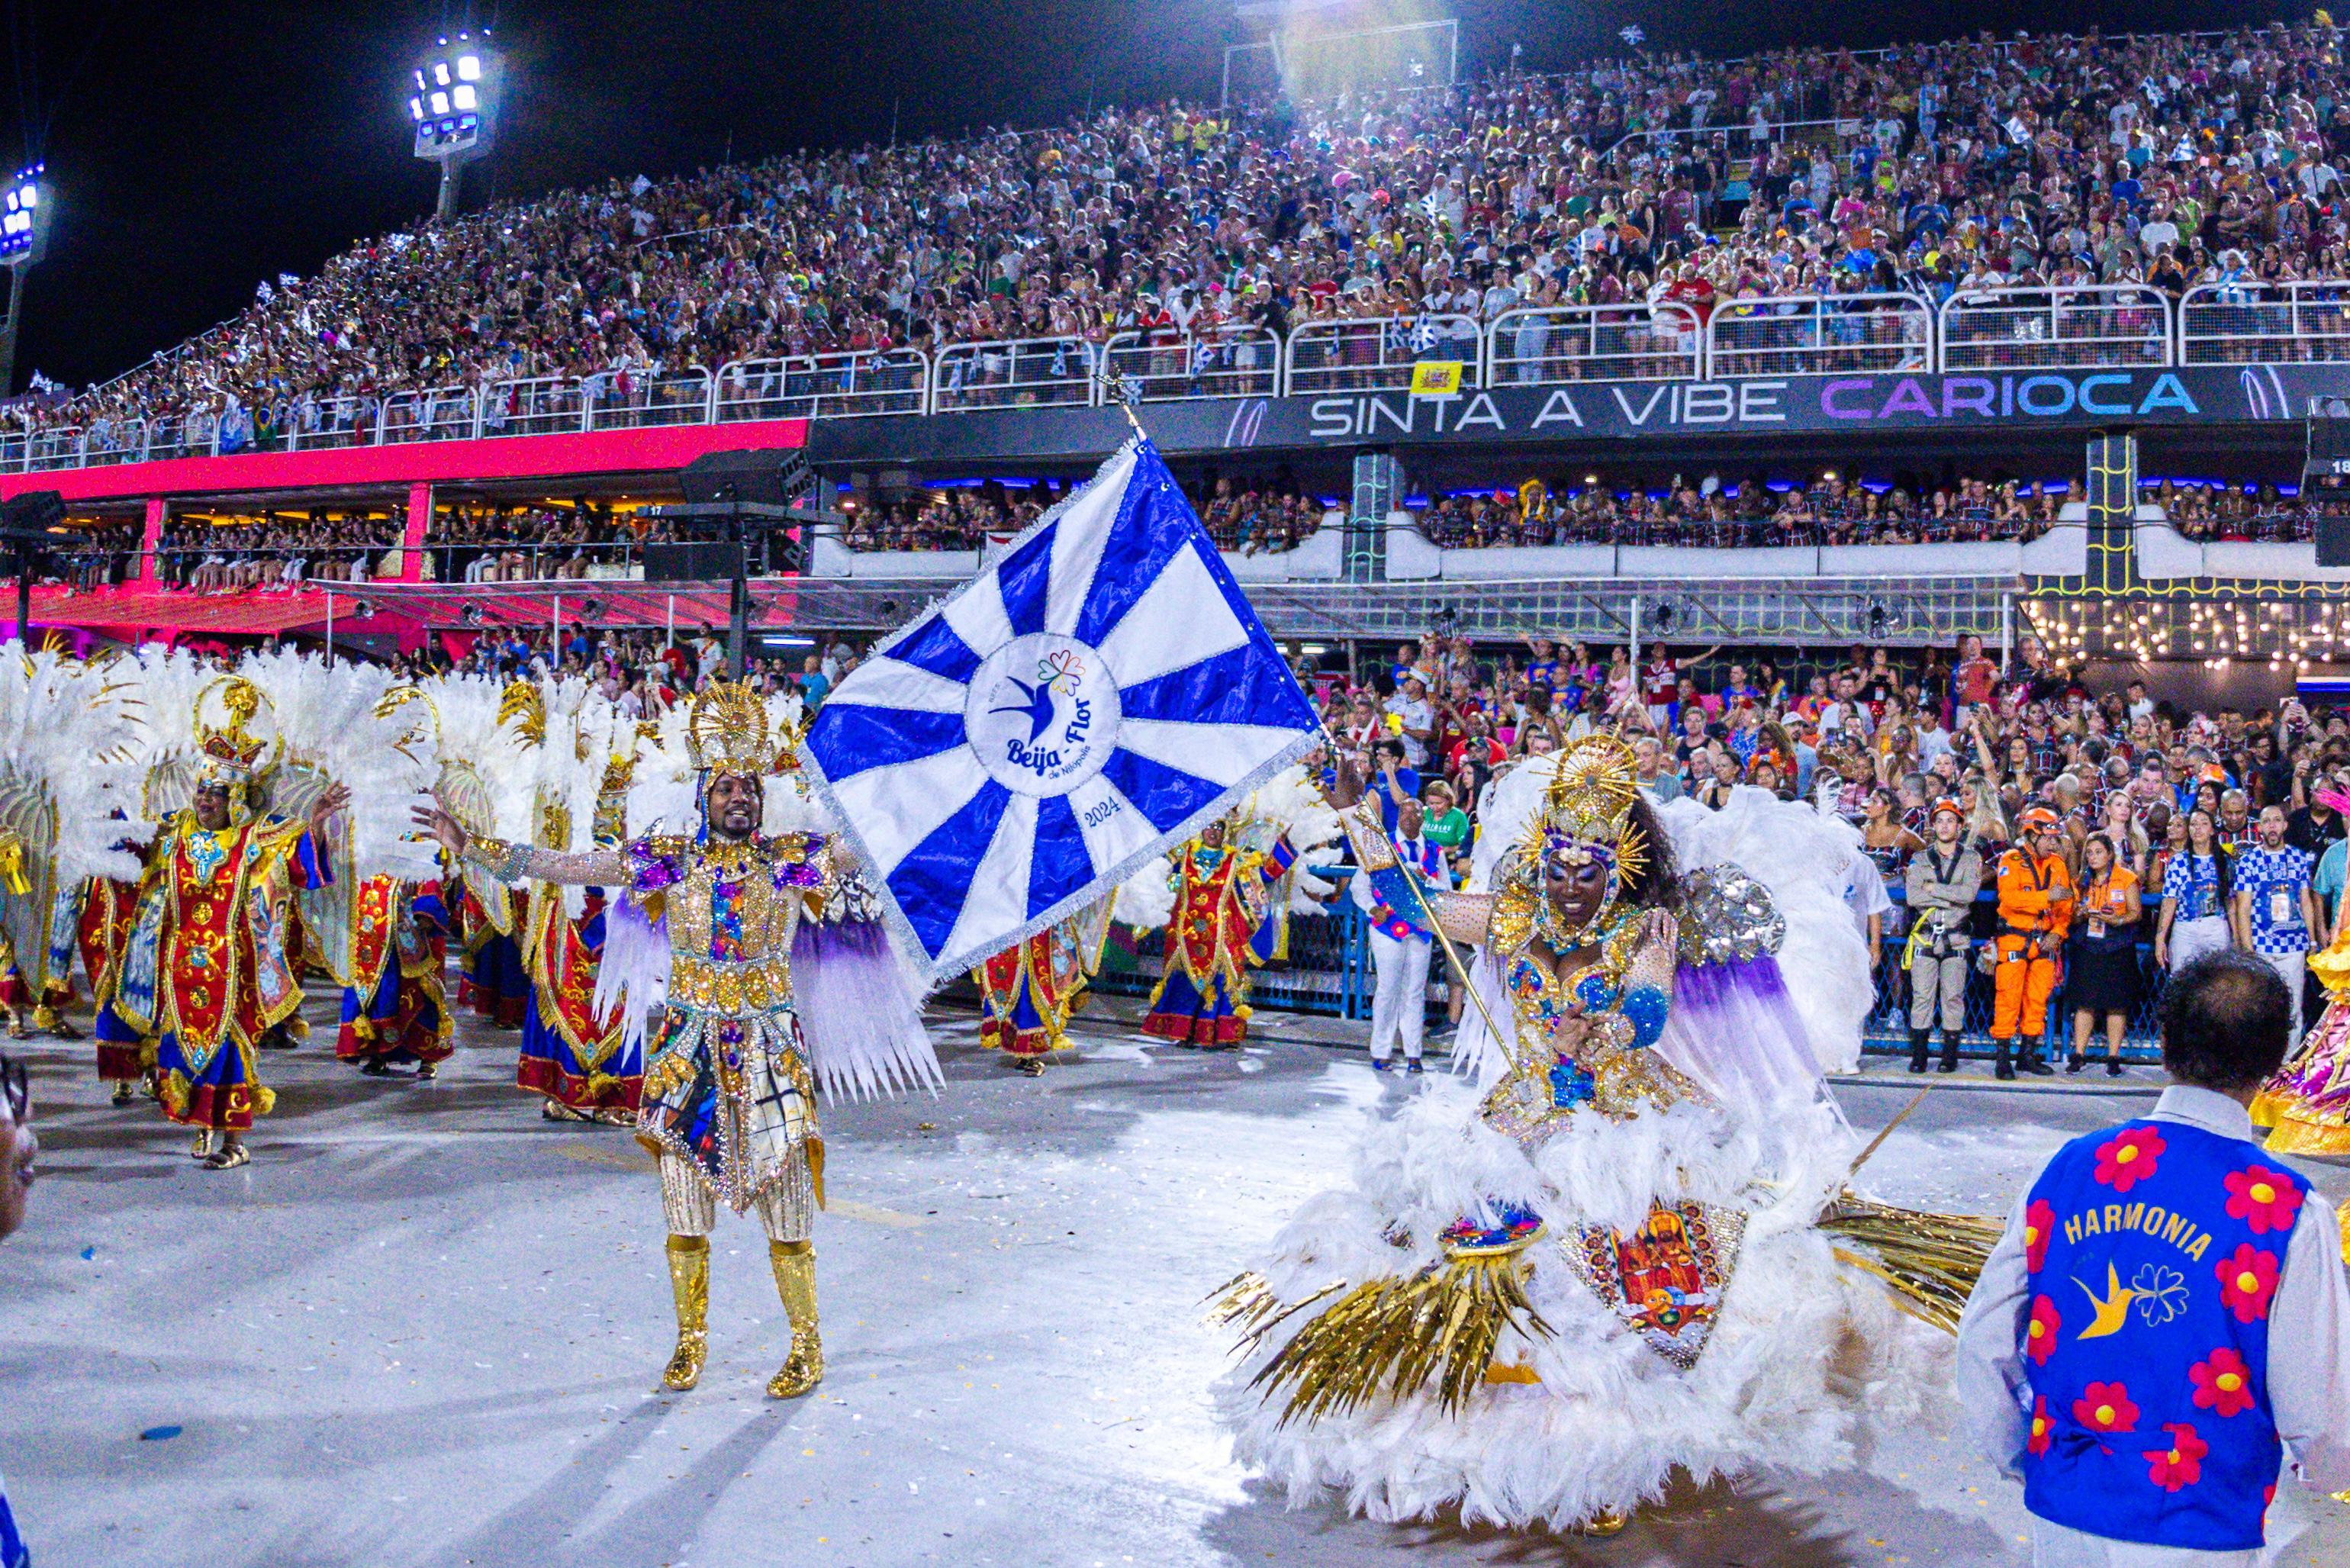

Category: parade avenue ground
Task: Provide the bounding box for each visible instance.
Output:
[3,989,2345,1568]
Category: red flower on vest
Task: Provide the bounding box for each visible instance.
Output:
[2222,1165,2303,1237]
[2024,1293,2062,1365]
[2188,1347,2257,1418]
[2142,1422,2209,1492]
[2027,1394,2053,1455]
[2216,1244,2281,1323]
[2093,1125,2166,1193]
[2072,1381,2139,1436]
[2023,1197,2055,1273]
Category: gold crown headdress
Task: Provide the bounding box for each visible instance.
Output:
[1505,738,1648,932]
[193,677,279,785]
[684,681,800,778]
[192,677,283,825]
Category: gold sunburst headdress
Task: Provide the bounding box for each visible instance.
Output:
[496,679,547,745]
[1502,737,1648,938]
[192,676,283,825]
[684,681,803,779]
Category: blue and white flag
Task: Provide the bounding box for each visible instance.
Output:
[801,439,1322,982]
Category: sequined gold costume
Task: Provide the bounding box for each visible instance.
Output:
[453,682,855,1400]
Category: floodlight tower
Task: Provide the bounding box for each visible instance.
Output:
[0,164,51,397]
[406,31,501,222]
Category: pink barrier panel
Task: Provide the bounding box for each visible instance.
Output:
[0,417,810,504]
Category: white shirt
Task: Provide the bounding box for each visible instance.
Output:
[1955,1085,2350,1566]
[1840,843,1893,940]
[1389,696,1434,768]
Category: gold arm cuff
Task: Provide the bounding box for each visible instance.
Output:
[1338,799,1399,872]
[462,836,530,882]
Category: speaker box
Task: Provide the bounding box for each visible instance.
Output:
[643,540,747,581]
[678,449,810,507]
[2319,513,2350,568]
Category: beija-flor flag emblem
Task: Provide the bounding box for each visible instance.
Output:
[800,438,1322,983]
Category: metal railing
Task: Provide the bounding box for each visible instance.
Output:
[714,351,930,421]
[31,279,2350,472]
[1102,326,1282,401]
[1940,284,2175,372]
[588,368,711,430]
[1487,302,1700,385]
[1285,314,1482,396]
[288,394,378,450]
[479,377,588,438]
[378,385,481,445]
[2178,279,2350,365]
[931,336,1093,413]
[1705,291,1933,378]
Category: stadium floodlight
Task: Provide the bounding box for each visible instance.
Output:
[0,163,50,396]
[407,30,501,222]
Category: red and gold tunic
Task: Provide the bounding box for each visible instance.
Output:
[82,877,143,1080]
[1141,836,1296,1047]
[109,812,327,1130]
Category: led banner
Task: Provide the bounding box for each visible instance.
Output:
[806,364,2328,467]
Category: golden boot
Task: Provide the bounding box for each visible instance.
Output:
[765,1240,822,1399]
[662,1235,710,1391]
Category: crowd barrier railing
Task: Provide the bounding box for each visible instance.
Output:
[1940,283,2175,372]
[930,336,1093,414]
[1100,326,1282,402]
[713,351,931,421]
[24,281,2350,472]
[1486,302,1700,385]
[1705,291,1934,378]
[1284,314,1483,397]
[2178,279,2350,365]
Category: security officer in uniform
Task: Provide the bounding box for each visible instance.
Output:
[1904,800,1981,1075]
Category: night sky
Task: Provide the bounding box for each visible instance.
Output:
[4,0,2303,388]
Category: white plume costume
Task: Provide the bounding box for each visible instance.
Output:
[1215,748,1973,1534]
[0,645,148,1025]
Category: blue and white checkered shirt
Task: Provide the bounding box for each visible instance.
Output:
[2236,842,2315,955]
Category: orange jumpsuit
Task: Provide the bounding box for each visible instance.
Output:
[1991,847,2075,1041]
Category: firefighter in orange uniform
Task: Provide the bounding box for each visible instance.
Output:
[1990,805,2073,1080]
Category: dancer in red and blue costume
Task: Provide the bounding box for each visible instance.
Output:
[335,874,452,1078]
[102,680,347,1169]
[1141,816,1294,1048]
[517,885,639,1121]
[456,881,529,1029]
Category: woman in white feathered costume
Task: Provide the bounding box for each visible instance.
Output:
[1215,736,1969,1535]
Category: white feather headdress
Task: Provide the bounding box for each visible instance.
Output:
[238,649,439,881]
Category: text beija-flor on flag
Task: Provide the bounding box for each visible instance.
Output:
[800,439,1322,984]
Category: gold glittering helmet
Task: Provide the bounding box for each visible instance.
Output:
[1502,737,1648,936]
[192,676,282,824]
[684,681,799,779]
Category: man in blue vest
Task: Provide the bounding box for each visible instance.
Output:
[0,1051,33,1566]
[1957,950,2350,1563]
[1349,794,1450,1075]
